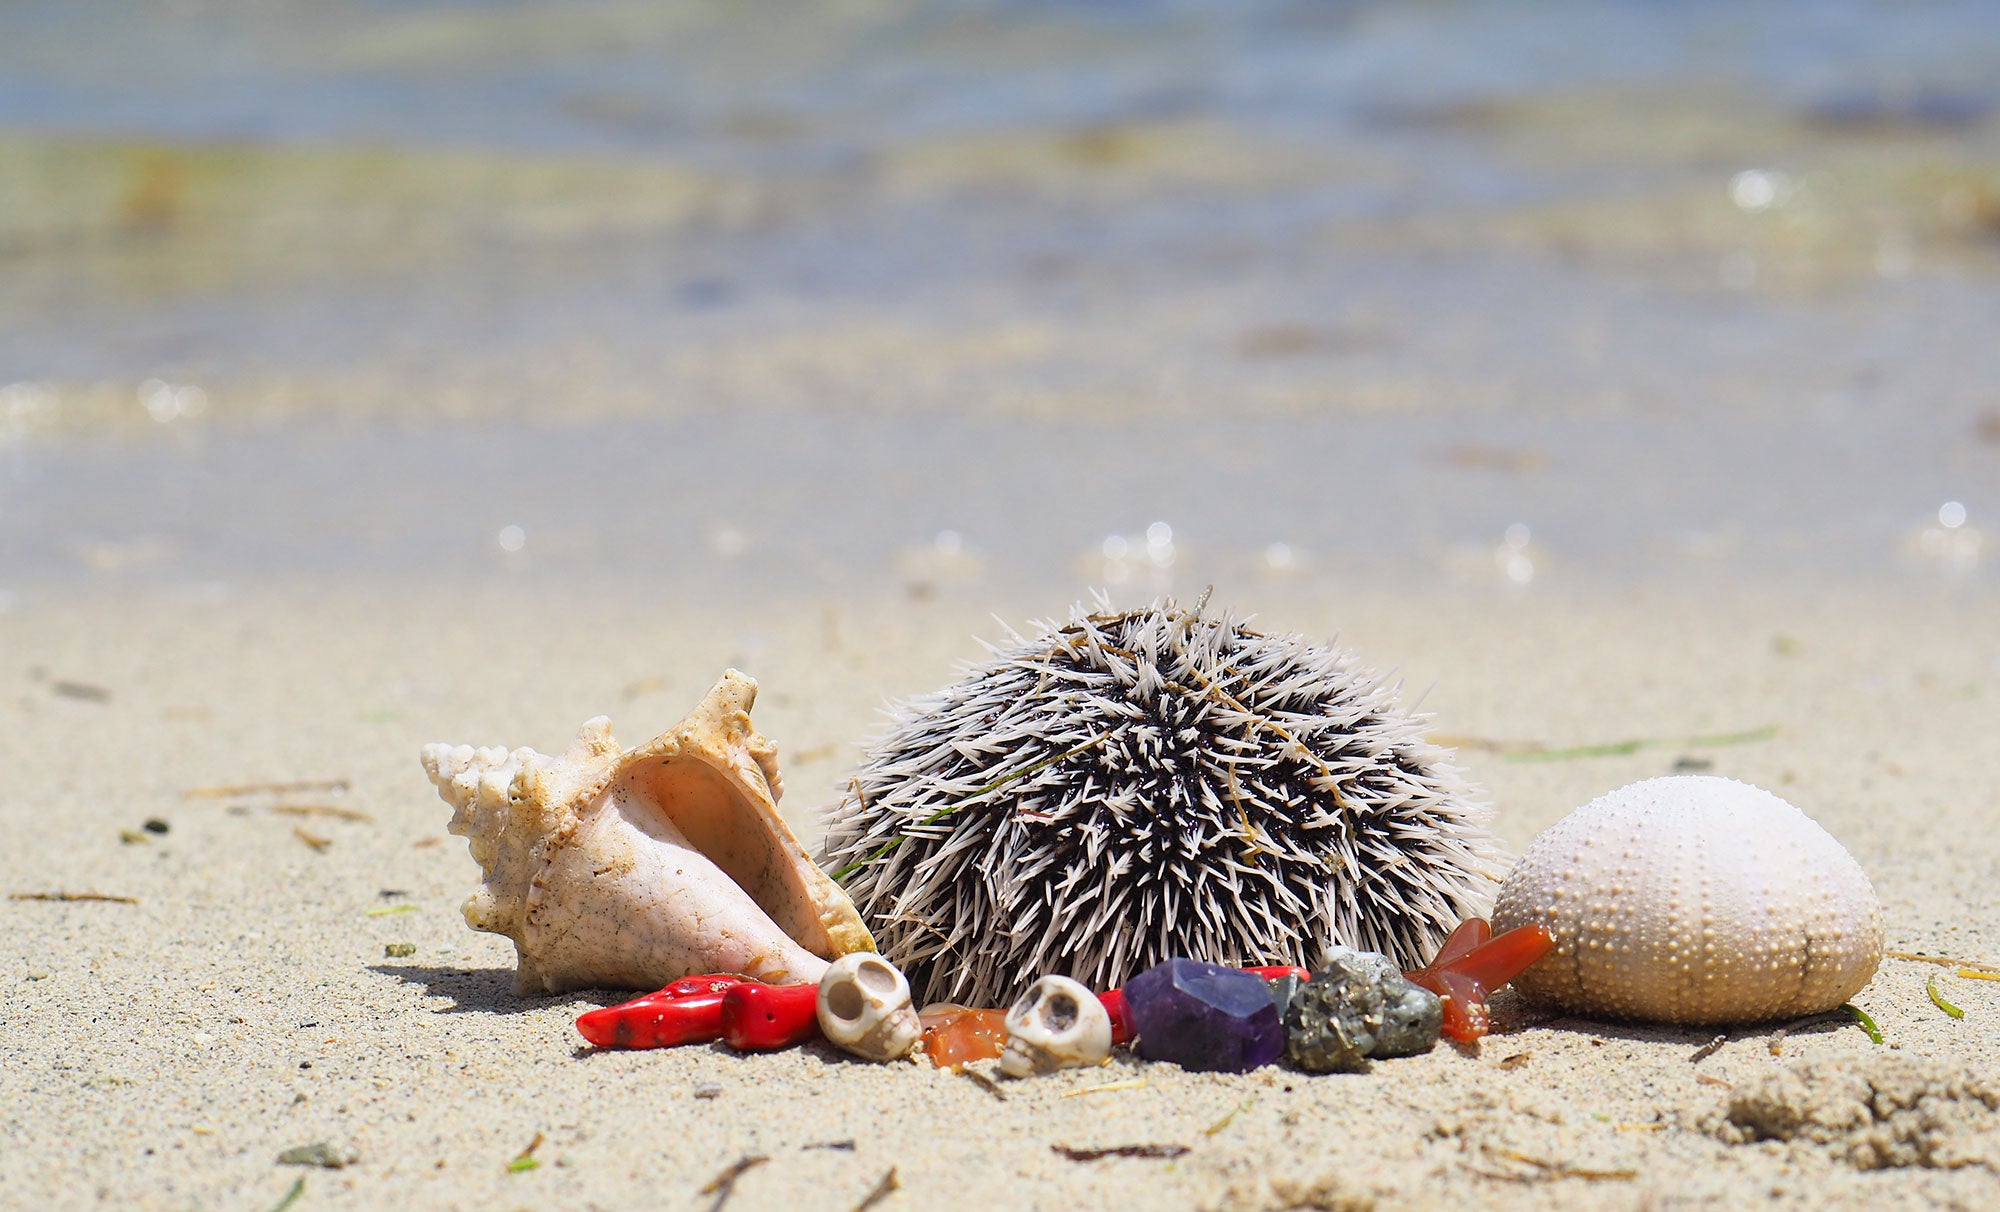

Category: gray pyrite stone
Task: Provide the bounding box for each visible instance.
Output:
[1283,946,1443,1073]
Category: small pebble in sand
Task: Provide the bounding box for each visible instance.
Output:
[277,1140,355,1169]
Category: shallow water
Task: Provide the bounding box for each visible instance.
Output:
[2,399,1990,600]
[2,0,1997,600]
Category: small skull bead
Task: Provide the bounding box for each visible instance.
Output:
[817,953,921,1061]
[1001,975,1113,1077]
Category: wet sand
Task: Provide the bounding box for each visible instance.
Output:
[5,579,1997,1209]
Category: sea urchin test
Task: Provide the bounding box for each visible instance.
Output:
[816,599,1501,1007]
[1491,775,1883,1026]
[422,671,874,994]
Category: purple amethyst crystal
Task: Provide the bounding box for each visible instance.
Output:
[1123,958,1285,1073]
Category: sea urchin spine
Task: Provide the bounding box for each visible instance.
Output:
[815,598,1501,1007]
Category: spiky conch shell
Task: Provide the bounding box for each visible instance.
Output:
[422,670,874,994]
[815,600,1503,1007]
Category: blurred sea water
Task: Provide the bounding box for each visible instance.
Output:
[1,0,1997,599]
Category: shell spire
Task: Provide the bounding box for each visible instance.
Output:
[422,719,622,951]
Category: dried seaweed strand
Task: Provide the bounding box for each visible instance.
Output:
[1507,726,1779,763]
[10,891,138,904]
[507,1132,544,1173]
[1437,726,1778,764]
[365,904,420,917]
[1885,950,2000,974]
[1054,1143,1190,1161]
[184,779,350,799]
[849,1167,900,1212]
[1483,1145,1637,1181]
[1204,1097,1255,1136]
[1689,1035,1728,1063]
[270,804,374,823]
[266,1177,306,1212]
[293,827,332,852]
[1927,975,1966,1020]
[700,1154,768,1212]
[1841,1003,1885,1044]
[959,1069,1007,1101]
[1058,1078,1149,1099]
[1961,969,2000,983]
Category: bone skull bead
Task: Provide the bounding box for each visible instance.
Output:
[1001,975,1113,1077]
[816,953,921,1061]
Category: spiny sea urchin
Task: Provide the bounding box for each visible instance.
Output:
[815,597,1501,1008]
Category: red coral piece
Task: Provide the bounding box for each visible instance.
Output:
[575,974,748,1049]
[720,981,823,1051]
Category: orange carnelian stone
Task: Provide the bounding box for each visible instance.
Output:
[919,1007,1008,1068]
[1404,918,1555,1043]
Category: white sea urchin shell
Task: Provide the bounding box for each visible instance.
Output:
[1491,775,1883,1026]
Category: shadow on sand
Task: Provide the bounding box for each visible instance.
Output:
[1493,989,1862,1054]
[365,963,618,1016]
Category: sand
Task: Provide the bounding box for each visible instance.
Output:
[5,578,1999,1210]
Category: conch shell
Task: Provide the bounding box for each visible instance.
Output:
[421,670,874,994]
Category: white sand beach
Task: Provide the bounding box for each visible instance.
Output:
[5,581,1997,1209]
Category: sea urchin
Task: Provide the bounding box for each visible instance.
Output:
[815,598,1501,1007]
